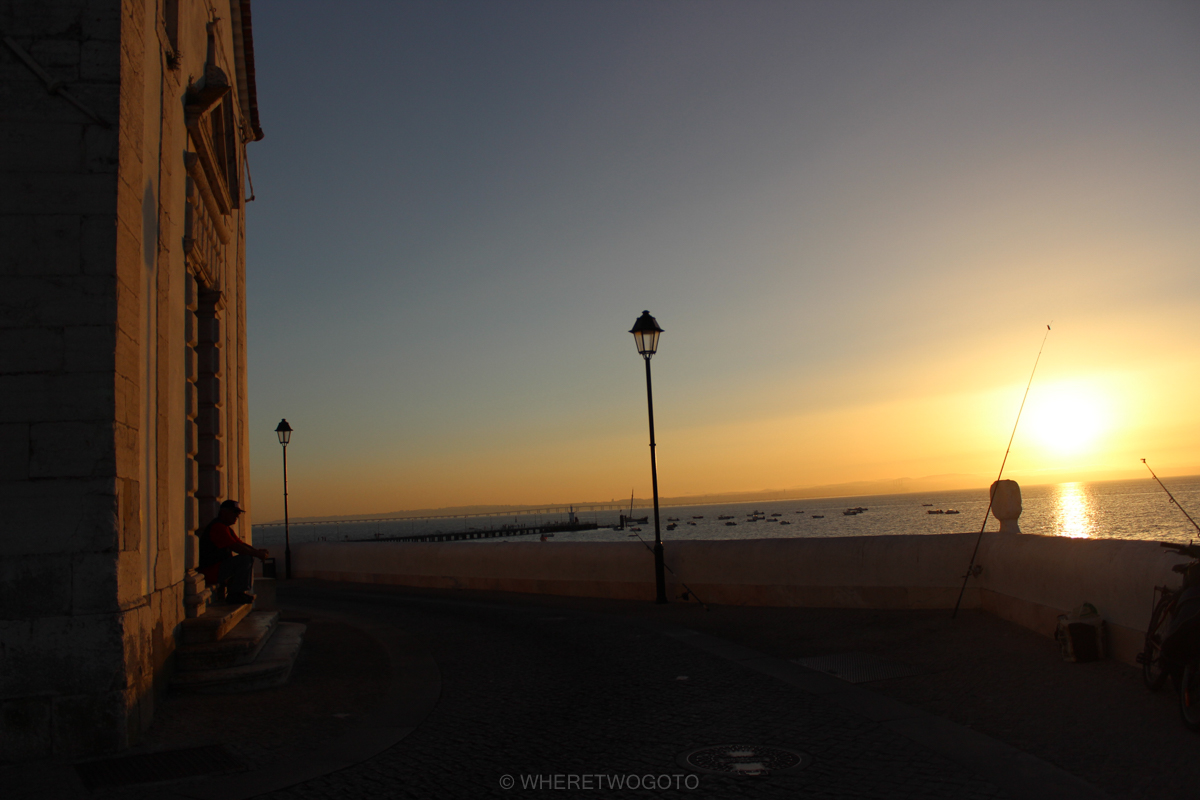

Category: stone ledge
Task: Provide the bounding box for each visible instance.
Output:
[179,603,251,645]
[176,611,278,672]
[170,622,305,694]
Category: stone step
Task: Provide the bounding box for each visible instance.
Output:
[175,611,279,672]
[179,602,253,645]
[170,623,307,694]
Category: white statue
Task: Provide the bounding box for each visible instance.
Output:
[990,479,1022,534]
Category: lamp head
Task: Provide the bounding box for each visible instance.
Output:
[629,310,663,358]
[275,418,293,445]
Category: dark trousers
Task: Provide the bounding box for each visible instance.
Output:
[216,554,254,595]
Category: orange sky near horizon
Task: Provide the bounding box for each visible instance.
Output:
[257,329,1200,520]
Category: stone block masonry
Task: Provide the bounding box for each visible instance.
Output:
[1,0,261,761]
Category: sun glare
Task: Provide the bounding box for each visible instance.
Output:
[1025,383,1107,456]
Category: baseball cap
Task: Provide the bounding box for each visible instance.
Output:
[220,500,245,514]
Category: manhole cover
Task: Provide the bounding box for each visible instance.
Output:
[792,652,920,683]
[678,744,811,776]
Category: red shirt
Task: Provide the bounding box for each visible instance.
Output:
[200,521,245,583]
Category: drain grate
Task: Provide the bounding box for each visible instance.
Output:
[75,744,245,791]
[679,744,810,776]
[792,652,920,684]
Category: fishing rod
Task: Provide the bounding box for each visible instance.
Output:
[1142,459,1200,536]
[952,323,1052,618]
[625,489,710,610]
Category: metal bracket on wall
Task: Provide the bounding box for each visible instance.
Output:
[3,36,113,128]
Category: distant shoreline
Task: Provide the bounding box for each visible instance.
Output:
[254,470,1199,526]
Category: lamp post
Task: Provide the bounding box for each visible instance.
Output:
[275,419,293,579]
[630,310,668,604]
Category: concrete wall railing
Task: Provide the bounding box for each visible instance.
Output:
[293,532,1190,665]
[975,533,1183,664]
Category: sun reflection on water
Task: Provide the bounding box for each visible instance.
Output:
[1054,482,1094,538]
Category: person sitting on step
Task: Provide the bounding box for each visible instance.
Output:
[198,500,270,605]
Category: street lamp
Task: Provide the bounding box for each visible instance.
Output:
[630,310,667,604]
[275,419,293,579]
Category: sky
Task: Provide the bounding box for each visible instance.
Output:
[245,0,1200,522]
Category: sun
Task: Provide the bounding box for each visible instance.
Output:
[1025,383,1107,456]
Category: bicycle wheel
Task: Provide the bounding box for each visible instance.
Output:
[1180,660,1200,732]
[1143,597,1173,690]
[1144,643,1169,690]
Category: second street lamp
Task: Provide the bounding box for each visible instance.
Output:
[630,310,668,604]
[275,419,293,579]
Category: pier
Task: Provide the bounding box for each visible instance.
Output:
[252,503,628,530]
[350,521,600,544]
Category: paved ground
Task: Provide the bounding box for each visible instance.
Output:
[660,601,1200,800]
[9,580,1200,799]
[136,612,393,770]
[261,585,1011,800]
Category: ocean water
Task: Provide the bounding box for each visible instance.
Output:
[251,476,1200,550]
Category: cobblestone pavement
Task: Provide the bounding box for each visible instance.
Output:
[261,584,1013,800]
[577,598,1200,800]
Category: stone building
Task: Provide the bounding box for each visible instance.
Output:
[1,0,262,759]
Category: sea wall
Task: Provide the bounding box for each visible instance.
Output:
[292,532,1190,666]
[976,534,1183,665]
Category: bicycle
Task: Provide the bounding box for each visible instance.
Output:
[1141,581,1179,690]
[1140,542,1200,690]
[1138,462,1200,730]
[1139,542,1200,732]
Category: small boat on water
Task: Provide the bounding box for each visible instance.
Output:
[718,514,735,520]
[666,523,677,531]
[812,515,824,519]
[667,517,680,522]
[686,521,697,526]
[928,509,945,514]
[692,516,704,519]
[771,513,782,517]
[725,521,737,526]
[780,520,792,525]
[945,509,960,514]
[922,503,934,507]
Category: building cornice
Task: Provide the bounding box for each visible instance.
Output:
[230,0,264,141]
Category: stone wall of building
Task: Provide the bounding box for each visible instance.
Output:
[0,0,260,761]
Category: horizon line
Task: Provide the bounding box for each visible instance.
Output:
[250,468,1197,527]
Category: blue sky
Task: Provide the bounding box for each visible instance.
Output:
[245,0,1200,520]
